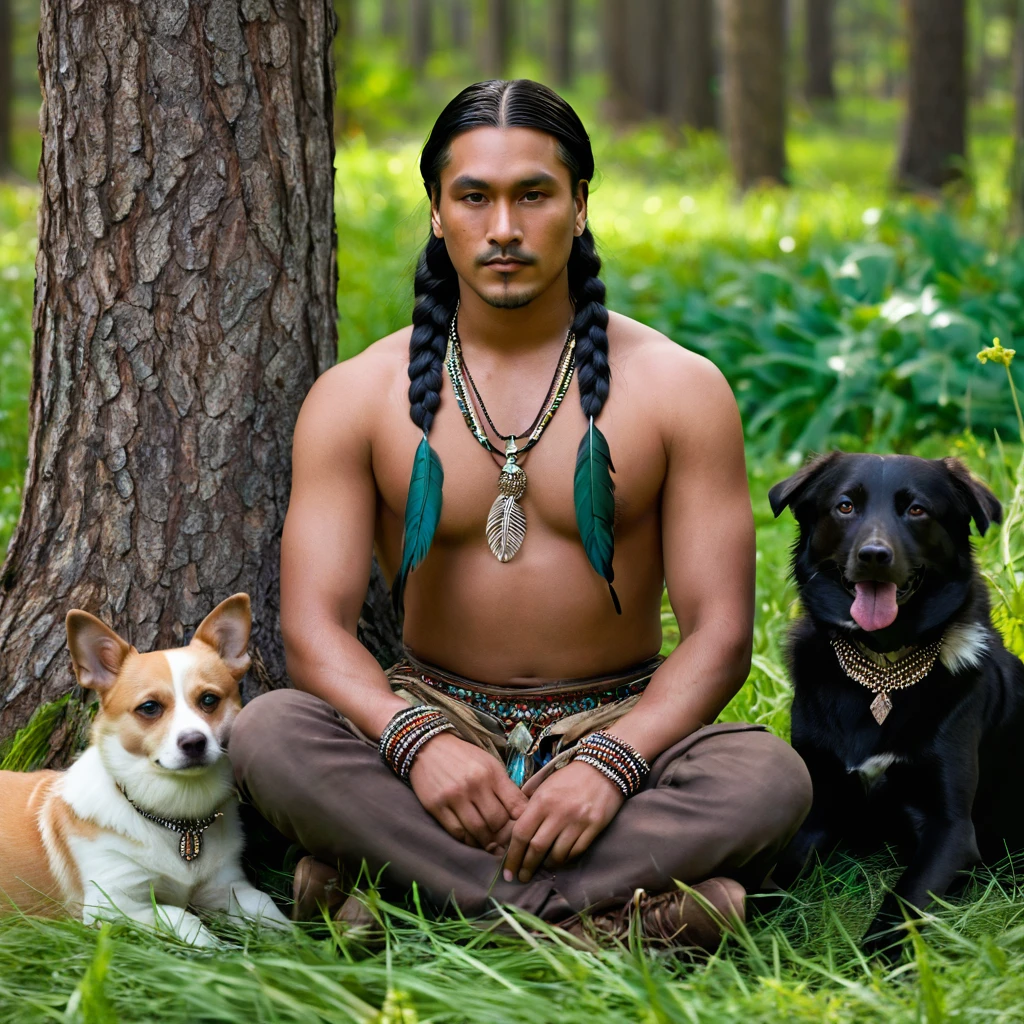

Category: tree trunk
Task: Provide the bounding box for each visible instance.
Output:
[450,0,470,50]
[805,0,836,102]
[0,0,400,763]
[667,0,717,131]
[896,0,967,191]
[549,0,573,88]
[720,0,788,189]
[0,0,11,176]
[482,0,511,78]
[1013,0,1024,227]
[410,0,433,75]
[603,0,634,121]
[381,0,400,38]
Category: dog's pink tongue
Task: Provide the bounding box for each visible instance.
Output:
[850,581,899,631]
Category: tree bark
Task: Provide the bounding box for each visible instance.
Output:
[549,0,573,88]
[896,0,967,191]
[1013,0,1024,227]
[603,0,633,121]
[720,0,788,189]
[482,0,511,78]
[381,0,400,38]
[805,0,836,102]
[450,0,470,50]
[0,0,11,176]
[0,0,400,762]
[409,0,433,76]
[667,0,717,131]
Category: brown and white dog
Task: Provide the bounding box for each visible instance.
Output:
[0,594,289,945]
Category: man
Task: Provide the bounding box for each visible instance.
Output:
[231,80,811,950]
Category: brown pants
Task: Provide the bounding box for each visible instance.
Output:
[231,687,812,921]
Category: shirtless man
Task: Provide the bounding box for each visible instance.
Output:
[231,80,811,949]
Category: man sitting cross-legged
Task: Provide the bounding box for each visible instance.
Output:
[231,79,811,951]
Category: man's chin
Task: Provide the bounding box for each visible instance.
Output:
[482,290,538,310]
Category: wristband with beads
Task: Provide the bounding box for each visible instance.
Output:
[378,705,455,783]
[571,730,651,798]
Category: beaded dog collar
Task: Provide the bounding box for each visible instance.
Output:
[831,634,944,724]
[118,785,224,862]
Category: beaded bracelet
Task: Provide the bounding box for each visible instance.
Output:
[571,730,651,798]
[378,705,455,784]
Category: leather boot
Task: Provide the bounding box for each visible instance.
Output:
[557,877,746,953]
[291,855,346,922]
[334,891,386,951]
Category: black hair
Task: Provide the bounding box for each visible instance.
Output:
[408,79,610,433]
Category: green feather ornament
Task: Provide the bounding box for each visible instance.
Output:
[574,417,622,615]
[391,433,444,616]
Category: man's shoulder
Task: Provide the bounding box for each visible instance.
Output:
[300,327,412,423]
[607,310,729,404]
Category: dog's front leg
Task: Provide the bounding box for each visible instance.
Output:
[863,758,981,959]
[82,884,220,947]
[192,866,291,931]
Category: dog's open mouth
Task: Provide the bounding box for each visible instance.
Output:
[839,566,924,631]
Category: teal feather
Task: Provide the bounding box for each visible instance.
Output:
[391,434,444,616]
[574,417,622,615]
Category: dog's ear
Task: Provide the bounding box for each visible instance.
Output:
[943,458,1002,536]
[192,593,252,680]
[768,452,842,518]
[65,611,135,692]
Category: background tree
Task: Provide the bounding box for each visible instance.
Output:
[549,0,573,89]
[481,0,511,78]
[667,0,717,132]
[0,0,399,761]
[381,0,400,38]
[0,0,11,176]
[805,0,837,103]
[410,0,433,76]
[896,0,968,191]
[721,0,788,189]
[1013,0,1024,225]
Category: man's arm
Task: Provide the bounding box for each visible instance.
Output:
[280,350,526,850]
[504,349,755,883]
[280,357,410,740]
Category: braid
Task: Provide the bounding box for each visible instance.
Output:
[408,235,458,433]
[568,227,610,421]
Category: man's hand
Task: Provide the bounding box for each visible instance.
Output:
[502,761,625,883]
[408,732,528,852]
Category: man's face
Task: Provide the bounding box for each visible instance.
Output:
[431,127,588,309]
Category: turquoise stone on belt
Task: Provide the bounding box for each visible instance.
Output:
[505,721,533,787]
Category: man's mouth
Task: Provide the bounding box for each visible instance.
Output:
[839,566,925,632]
[484,258,528,272]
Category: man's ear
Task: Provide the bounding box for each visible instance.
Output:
[430,187,443,239]
[943,458,1002,536]
[768,452,842,518]
[193,593,252,680]
[574,179,589,237]
[65,612,134,693]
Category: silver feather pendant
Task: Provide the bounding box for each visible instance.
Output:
[486,454,527,562]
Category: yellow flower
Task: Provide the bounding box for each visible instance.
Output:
[977,337,1016,367]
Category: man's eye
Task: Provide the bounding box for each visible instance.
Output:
[199,693,220,711]
[522,190,543,201]
[463,193,486,203]
[136,701,162,718]
[837,500,854,515]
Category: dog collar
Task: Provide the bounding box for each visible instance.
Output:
[117,785,223,862]
[831,634,944,725]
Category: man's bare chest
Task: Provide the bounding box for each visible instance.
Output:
[374,385,666,544]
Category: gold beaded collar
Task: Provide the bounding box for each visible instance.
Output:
[830,634,945,725]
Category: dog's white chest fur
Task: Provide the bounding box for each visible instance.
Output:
[849,751,907,788]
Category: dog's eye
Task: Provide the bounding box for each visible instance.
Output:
[837,499,854,515]
[907,505,927,517]
[199,693,220,711]
[136,701,162,718]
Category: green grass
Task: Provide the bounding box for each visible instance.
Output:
[4,104,1024,1020]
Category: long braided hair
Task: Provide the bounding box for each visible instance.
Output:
[395,79,618,615]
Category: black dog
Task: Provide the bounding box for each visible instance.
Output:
[768,452,1024,955]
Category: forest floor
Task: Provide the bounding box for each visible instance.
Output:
[3,102,1024,1021]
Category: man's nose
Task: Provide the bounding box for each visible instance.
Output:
[487,200,523,248]
[857,543,893,566]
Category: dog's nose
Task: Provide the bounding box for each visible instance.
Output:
[177,731,208,758]
[857,543,893,566]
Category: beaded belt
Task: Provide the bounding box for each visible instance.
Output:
[396,651,662,740]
